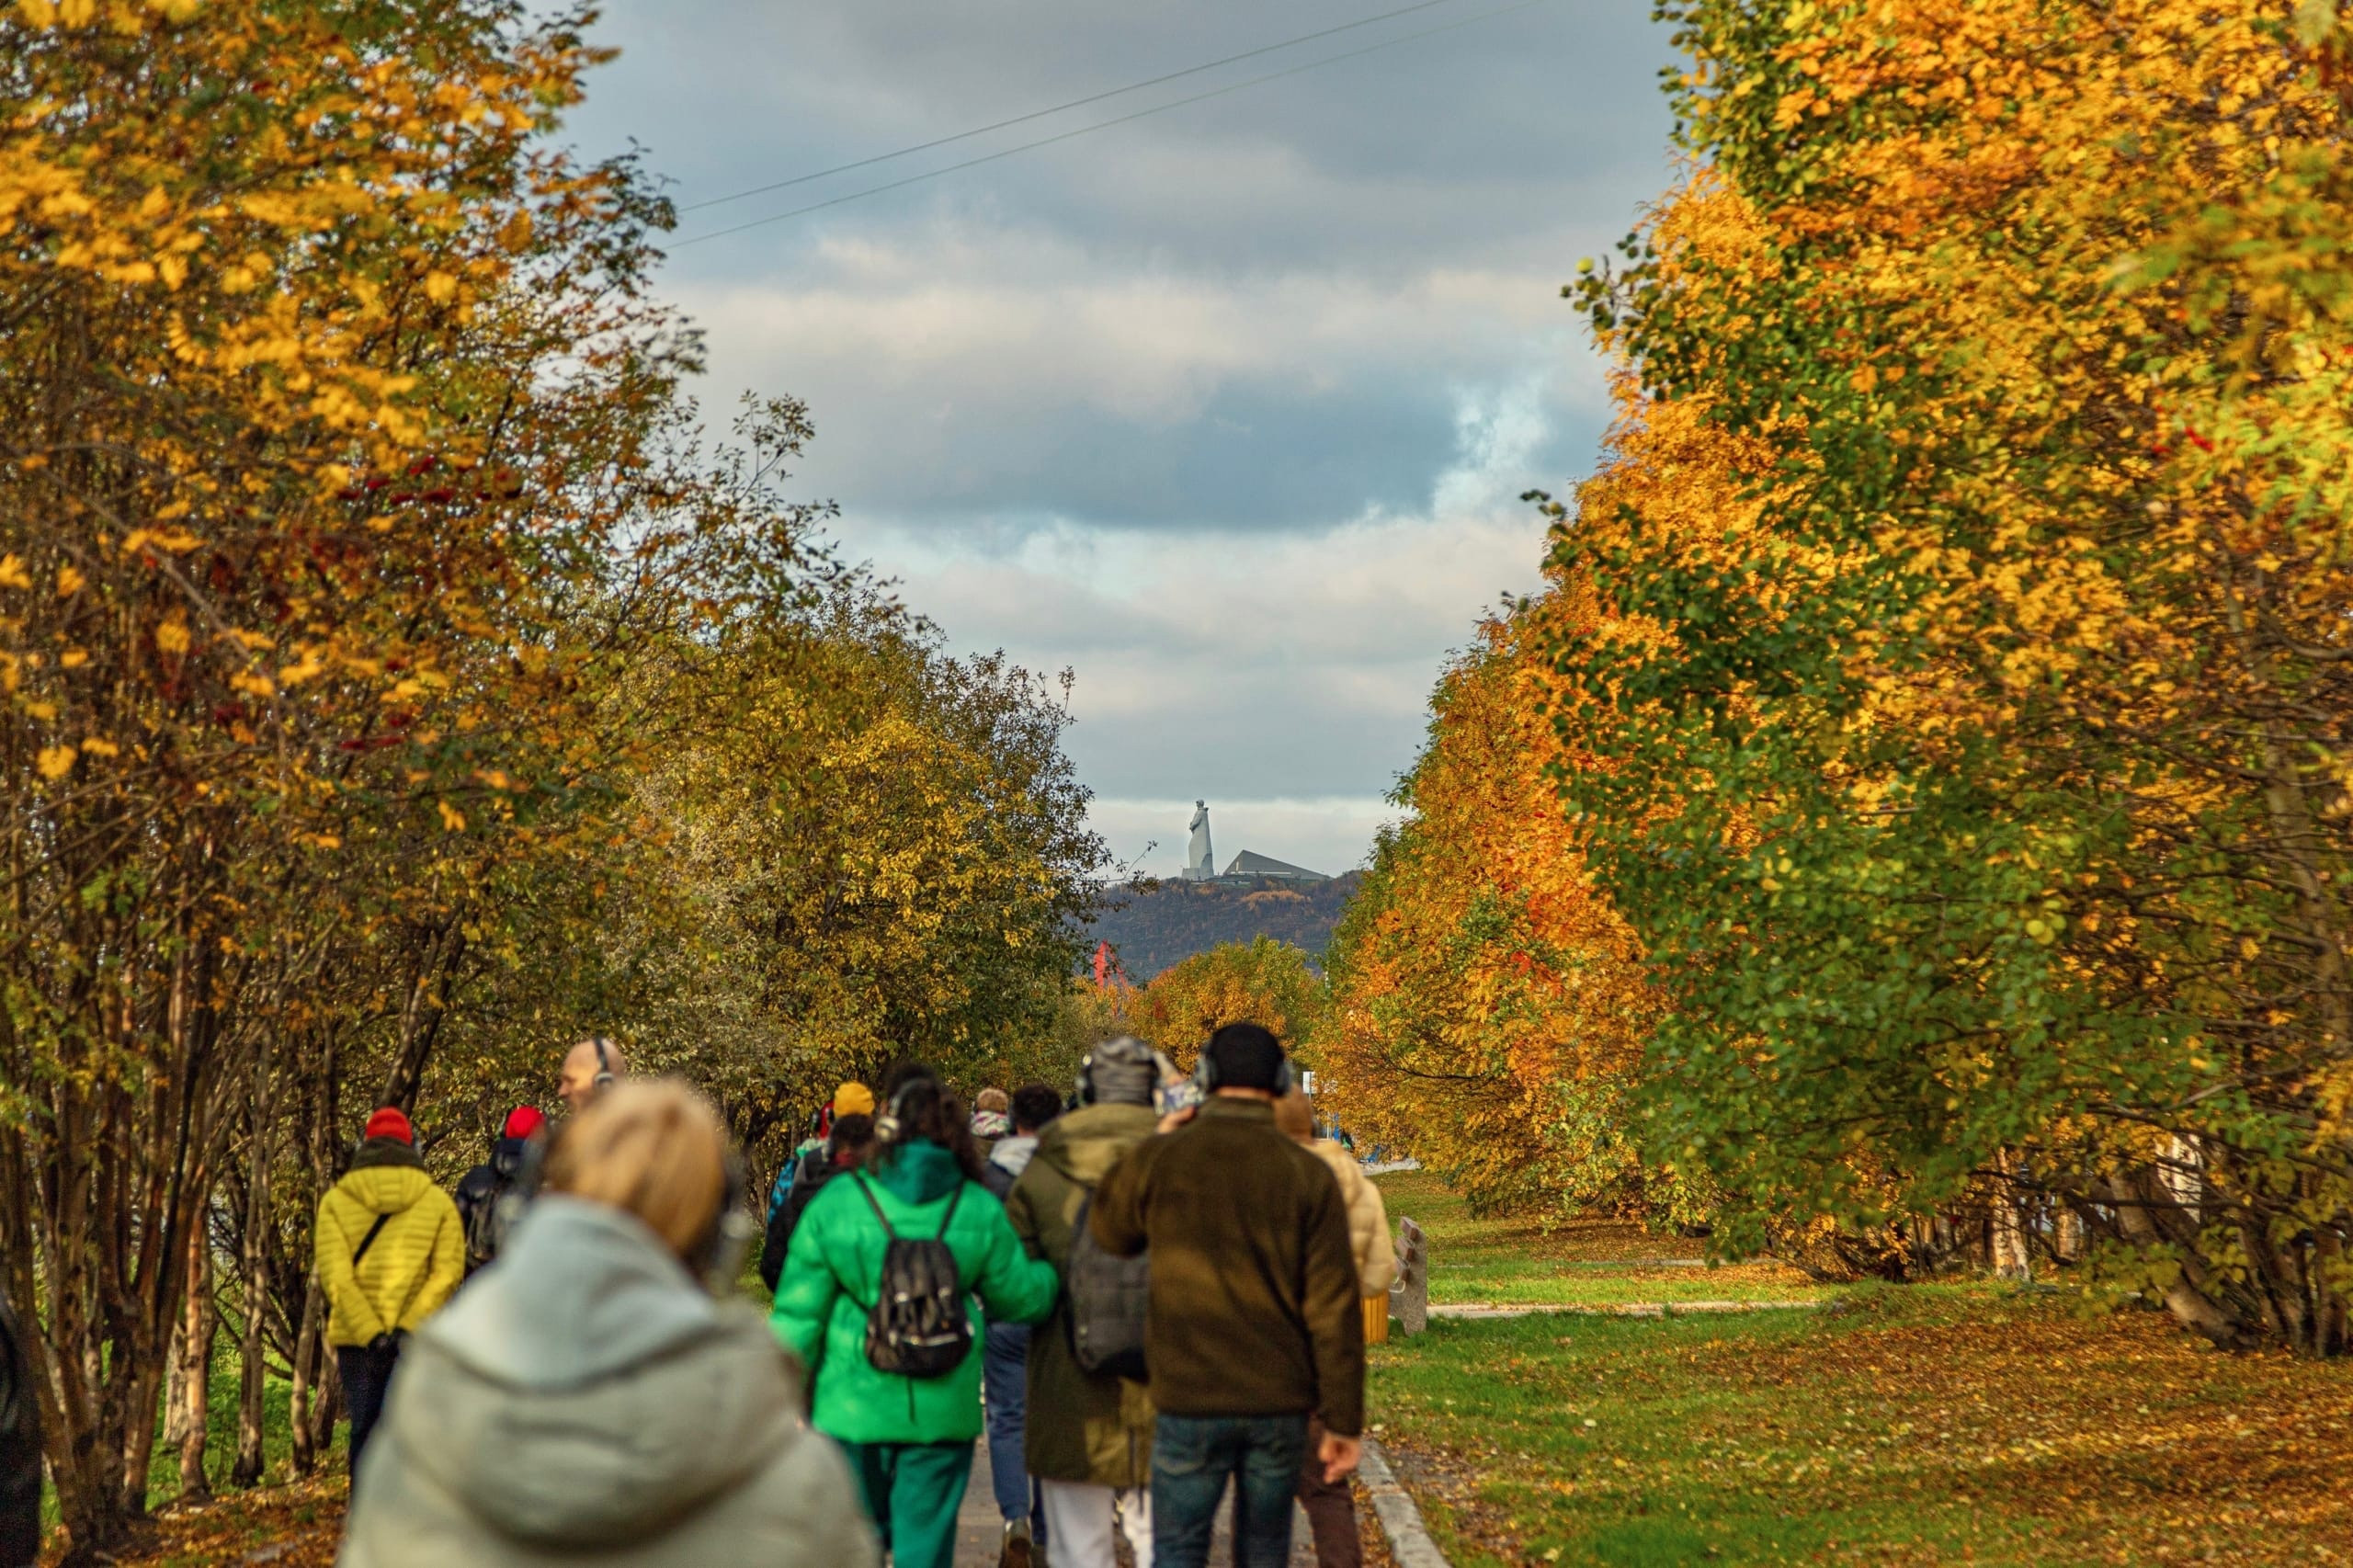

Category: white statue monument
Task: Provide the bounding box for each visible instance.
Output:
[1184,801,1214,881]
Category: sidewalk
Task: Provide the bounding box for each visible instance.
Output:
[956,1438,1315,1566]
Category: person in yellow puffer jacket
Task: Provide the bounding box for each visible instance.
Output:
[314,1106,463,1476]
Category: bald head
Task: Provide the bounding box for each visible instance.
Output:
[558,1037,627,1115]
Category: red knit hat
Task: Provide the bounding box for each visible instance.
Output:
[363,1107,414,1145]
[502,1105,547,1141]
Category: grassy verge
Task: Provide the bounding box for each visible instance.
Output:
[1381,1171,1828,1307]
[1369,1175,2353,1566]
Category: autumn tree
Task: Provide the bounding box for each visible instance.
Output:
[1322,596,1680,1221]
[0,0,820,1550]
[1557,0,2353,1350]
[1125,937,1328,1072]
[631,582,1108,1180]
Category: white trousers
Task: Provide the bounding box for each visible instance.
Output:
[1040,1478,1153,1568]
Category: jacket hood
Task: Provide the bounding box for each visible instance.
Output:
[873,1139,964,1204]
[348,1135,422,1173]
[989,1133,1040,1179]
[398,1197,806,1546]
[332,1163,437,1217]
[1037,1102,1156,1186]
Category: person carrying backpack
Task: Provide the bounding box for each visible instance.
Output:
[452,1106,547,1278]
[775,1082,879,1218]
[314,1107,464,1474]
[770,1066,1058,1568]
[1004,1038,1167,1568]
[758,1111,875,1293]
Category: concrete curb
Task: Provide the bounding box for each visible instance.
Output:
[1358,1437,1453,1568]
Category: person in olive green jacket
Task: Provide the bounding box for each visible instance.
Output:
[770,1067,1058,1568]
[313,1107,464,1473]
[1004,1038,1166,1568]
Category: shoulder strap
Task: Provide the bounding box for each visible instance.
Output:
[851,1174,897,1240]
[350,1212,393,1267]
[938,1182,964,1239]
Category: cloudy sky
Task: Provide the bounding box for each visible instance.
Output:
[566,0,1678,879]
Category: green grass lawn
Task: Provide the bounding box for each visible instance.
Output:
[1381,1171,1831,1308]
[1368,1175,2353,1567]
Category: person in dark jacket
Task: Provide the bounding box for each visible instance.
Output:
[978,1083,1062,1568]
[1092,1025,1364,1568]
[757,1113,875,1292]
[0,1286,41,1568]
[453,1106,547,1278]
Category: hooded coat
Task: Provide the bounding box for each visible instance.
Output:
[1002,1101,1159,1487]
[314,1138,464,1347]
[338,1197,877,1568]
[769,1140,1057,1447]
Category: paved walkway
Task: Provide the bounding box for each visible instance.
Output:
[957,1437,1315,1566]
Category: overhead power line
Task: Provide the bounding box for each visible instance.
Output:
[680,0,1476,216]
[673,0,1559,250]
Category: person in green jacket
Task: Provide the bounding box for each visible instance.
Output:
[771,1065,1059,1568]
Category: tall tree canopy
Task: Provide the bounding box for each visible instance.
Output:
[1550,0,2353,1352]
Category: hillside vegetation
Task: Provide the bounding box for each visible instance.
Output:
[1090,873,1361,981]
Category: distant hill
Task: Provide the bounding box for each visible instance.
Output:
[1086,873,1364,982]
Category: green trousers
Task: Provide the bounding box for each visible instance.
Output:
[840,1438,975,1568]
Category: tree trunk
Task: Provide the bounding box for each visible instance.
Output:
[288,1284,327,1477]
[2053,1207,2086,1265]
[230,1107,273,1488]
[1990,1153,2032,1282]
[174,1228,216,1502]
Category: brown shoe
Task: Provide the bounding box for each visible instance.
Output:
[999,1519,1034,1568]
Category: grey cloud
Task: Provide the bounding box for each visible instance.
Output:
[561,0,1673,867]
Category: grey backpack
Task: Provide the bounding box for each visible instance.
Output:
[1064,1190,1150,1380]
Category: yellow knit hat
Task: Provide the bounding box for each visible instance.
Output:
[833,1081,877,1119]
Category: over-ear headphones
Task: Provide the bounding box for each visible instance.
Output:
[591,1037,617,1093]
[873,1076,924,1144]
[1195,1038,1296,1096]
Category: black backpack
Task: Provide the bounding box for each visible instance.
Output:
[1064,1190,1150,1381]
[759,1151,829,1293]
[458,1142,531,1277]
[852,1175,972,1379]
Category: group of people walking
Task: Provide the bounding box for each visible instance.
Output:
[7,1022,1392,1568]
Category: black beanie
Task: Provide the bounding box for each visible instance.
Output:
[1204,1023,1286,1092]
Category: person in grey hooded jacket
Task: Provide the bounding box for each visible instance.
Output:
[339,1081,877,1568]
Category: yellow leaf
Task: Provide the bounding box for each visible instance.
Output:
[81,737,118,758]
[36,744,76,780]
[154,617,191,654]
[424,272,459,303]
[0,555,30,590]
[438,800,468,832]
[56,565,85,597]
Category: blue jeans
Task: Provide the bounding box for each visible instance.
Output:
[983,1321,1043,1535]
[1152,1412,1309,1568]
